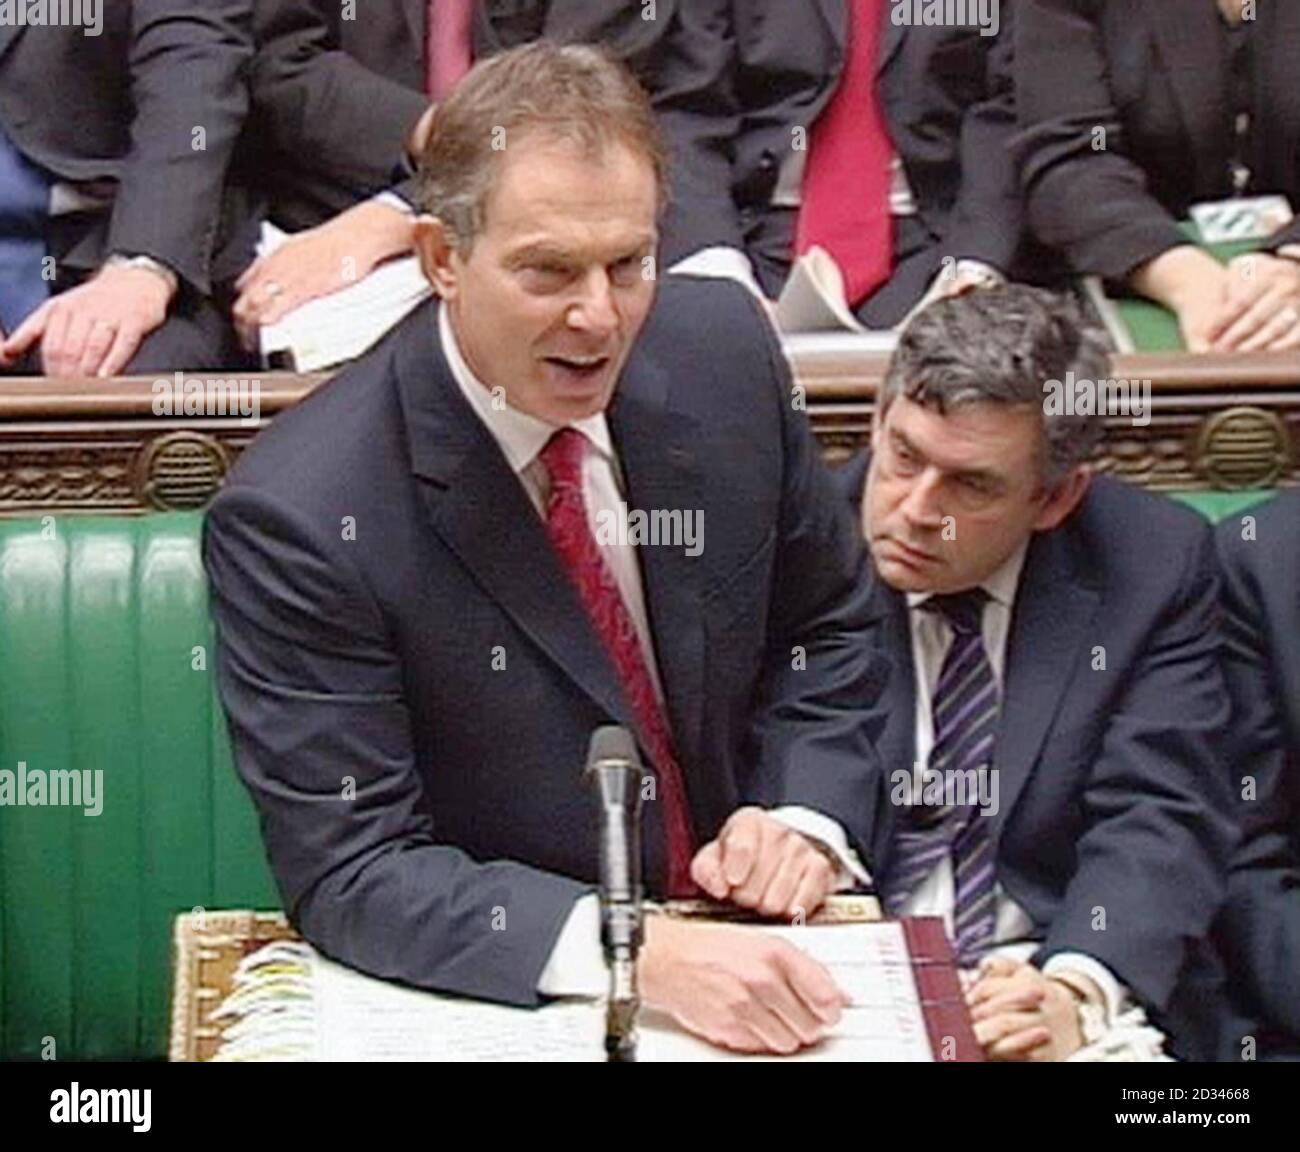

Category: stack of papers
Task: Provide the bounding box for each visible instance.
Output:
[210,922,937,1062]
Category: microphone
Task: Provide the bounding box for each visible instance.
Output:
[585,725,645,1062]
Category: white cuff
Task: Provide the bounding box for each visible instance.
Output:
[1041,951,1131,1027]
[535,894,606,998]
[954,259,1004,285]
[766,805,873,891]
[669,246,766,302]
[373,190,417,216]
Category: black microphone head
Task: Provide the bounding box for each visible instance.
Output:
[585,725,642,773]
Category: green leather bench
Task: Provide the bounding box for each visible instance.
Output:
[0,515,277,1060]
[0,490,1276,1058]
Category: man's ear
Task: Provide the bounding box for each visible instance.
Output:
[1033,466,1091,532]
[413,215,460,299]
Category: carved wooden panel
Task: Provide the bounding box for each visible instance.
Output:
[1,353,1298,515]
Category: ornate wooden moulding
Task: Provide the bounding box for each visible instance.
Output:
[1,350,1297,516]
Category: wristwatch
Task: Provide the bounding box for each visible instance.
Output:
[104,253,179,297]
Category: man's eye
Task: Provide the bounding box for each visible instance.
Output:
[520,264,570,289]
[610,256,643,284]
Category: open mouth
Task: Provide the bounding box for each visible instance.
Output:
[544,354,610,373]
[542,354,613,390]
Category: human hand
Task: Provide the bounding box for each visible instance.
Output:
[232,198,417,349]
[690,807,838,921]
[0,263,173,377]
[965,956,1086,1061]
[639,915,849,1054]
[1210,252,1300,352]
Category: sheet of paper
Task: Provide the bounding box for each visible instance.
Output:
[307,921,933,1062]
[776,247,870,334]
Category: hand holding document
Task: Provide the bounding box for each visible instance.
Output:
[256,223,434,371]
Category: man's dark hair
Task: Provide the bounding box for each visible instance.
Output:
[880,285,1112,484]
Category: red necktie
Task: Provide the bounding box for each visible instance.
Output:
[426,0,475,101]
[539,429,697,897]
[795,0,895,307]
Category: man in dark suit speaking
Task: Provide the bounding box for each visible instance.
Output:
[204,43,887,1055]
[833,287,1232,1060]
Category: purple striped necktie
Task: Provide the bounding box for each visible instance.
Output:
[882,589,1000,965]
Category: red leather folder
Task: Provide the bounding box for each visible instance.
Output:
[902,917,985,1062]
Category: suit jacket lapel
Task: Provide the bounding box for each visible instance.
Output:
[1145,0,1230,193]
[993,526,1101,836]
[397,304,634,731]
[607,355,712,812]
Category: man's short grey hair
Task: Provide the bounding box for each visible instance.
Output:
[880,285,1112,485]
[415,41,669,250]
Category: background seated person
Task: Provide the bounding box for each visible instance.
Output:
[1015,0,1300,353]
[0,0,254,377]
[829,286,1233,1060]
[670,0,1040,328]
[232,0,730,345]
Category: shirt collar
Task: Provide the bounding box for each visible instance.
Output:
[439,302,614,474]
[905,539,1030,614]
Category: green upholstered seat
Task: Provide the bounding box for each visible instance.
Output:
[0,515,277,1061]
[0,492,1278,1058]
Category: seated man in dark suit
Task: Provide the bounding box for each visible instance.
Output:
[0,0,255,376]
[231,0,730,342]
[1015,0,1300,353]
[673,0,1040,327]
[205,43,889,1056]
[1216,491,1300,1059]
[832,285,1233,1059]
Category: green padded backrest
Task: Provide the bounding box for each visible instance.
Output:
[0,514,277,1061]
